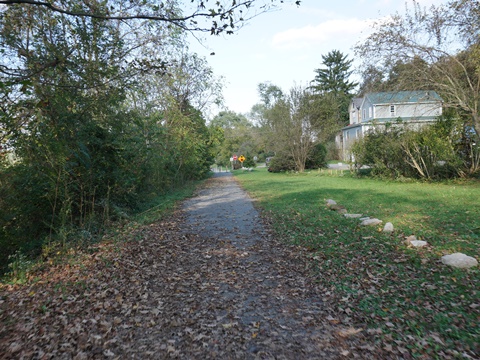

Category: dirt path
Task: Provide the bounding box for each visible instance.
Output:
[0,173,383,359]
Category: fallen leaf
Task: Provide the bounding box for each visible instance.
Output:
[338,327,363,337]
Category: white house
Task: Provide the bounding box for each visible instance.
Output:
[340,90,443,161]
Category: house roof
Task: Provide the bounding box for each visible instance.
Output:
[351,97,363,109]
[365,90,442,105]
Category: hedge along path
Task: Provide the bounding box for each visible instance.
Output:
[0,172,387,359]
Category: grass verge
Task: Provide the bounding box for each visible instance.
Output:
[234,167,479,359]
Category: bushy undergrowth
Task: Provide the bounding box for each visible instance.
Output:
[352,115,479,180]
[0,108,214,277]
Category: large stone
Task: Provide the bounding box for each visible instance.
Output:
[383,222,394,232]
[441,253,478,269]
[360,218,382,226]
[409,240,428,247]
[329,204,346,212]
[326,199,337,207]
[405,235,417,242]
[404,235,427,247]
[344,214,363,218]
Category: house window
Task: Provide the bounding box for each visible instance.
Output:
[363,109,366,119]
[390,105,396,117]
[369,107,372,118]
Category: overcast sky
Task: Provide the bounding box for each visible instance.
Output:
[188,0,448,117]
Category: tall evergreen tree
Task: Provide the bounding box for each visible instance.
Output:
[311,50,357,96]
[310,50,357,127]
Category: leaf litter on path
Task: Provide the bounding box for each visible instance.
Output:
[0,173,387,359]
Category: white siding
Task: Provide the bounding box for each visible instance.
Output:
[362,98,374,121]
[373,102,442,119]
[409,102,442,117]
[349,105,360,124]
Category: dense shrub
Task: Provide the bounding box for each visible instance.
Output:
[401,120,462,179]
[242,155,257,168]
[0,108,214,275]
[351,116,477,180]
[352,125,406,178]
[268,143,328,172]
[305,143,328,169]
[268,153,296,172]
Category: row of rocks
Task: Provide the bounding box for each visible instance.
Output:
[325,199,478,269]
[326,199,390,230]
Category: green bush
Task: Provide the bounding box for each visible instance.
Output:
[268,143,327,173]
[305,143,328,169]
[352,125,406,178]
[267,153,296,172]
[401,122,462,179]
[351,116,473,180]
[242,155,257,168]
[0,107,215,277]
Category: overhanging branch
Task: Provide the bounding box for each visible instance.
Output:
[0,0,283,34]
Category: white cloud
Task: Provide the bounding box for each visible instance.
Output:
[271,18,373,50]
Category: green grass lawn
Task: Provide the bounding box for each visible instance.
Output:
[234,168,479,358]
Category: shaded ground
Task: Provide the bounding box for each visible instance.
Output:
[0,173,387,359]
